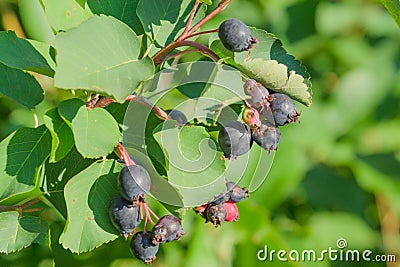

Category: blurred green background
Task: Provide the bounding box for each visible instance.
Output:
[0,0,399,266]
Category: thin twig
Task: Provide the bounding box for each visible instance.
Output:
[187,0,231,35]
[184,29,219,40]
[177,0,200,41]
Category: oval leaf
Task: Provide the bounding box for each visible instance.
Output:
[0,126,51,201]
[72,106,120,158]
[0,212,49,254]
[41,147,95,219]
[42,0,93,31]
[54,15,154,102]
[0,31,54,76]
[0,62,44,108]
[44,108,74,163]
[60,160,122,253]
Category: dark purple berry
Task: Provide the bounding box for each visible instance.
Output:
[244,79,270,109]
[206,204,227,227]
[252,121,281,151]
[166,109,188,125]
[218,19,257,52]
[226,182,249,203]
[118,165,151,203]
[130,231,159,264]
[270,93,300,126]
[108,196,142,239]
[218,121,253,159]
[152,215,183,244]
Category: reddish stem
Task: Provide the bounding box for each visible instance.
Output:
[143,203,156,226]
[20,199,41,209]
[184,29,219,40]
[187,0,231,35]
[116,143,135,166]
[161,49,198,63]
[153,40,220,65]
[177,0,200,41]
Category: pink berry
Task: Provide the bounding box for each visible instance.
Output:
[223,202,239,222]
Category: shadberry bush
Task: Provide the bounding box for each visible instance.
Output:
[0,0,312,264]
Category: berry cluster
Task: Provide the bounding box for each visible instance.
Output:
[108,160,183,264]
[107,16,303,264]
[219,79,300,158]
[194,181,248,227]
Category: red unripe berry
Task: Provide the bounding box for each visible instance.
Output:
[223,202,239,222]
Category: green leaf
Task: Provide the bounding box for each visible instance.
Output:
[42,0,93,31]
[87,0,144,35]
[59,160,122,253]
[0,31,54,77]
[54,15,154,102]
[27,39,56,71]
[240,58,312,106]
[71,105,120,158]
[380,0,400,27]
[41,147,95,218]
[153,121,226,206]
[0,212,49,254]
[0,62,44,108]
[43,108,74,163]
[58,98,86,124]
[137,0,204,55]
[0,126,51,201]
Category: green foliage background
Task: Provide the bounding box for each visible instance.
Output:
[0,0,399,266]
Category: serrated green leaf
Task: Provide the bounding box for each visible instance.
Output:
[0,212,49,254]
[0,126,51,202]
[44,108,74,163]
[240,58,312,106]
[54,15,154,102]
[0,62,44,108]
[87,0,144,35]
[235,27,310,85]
[0,31,54,77]
[60,160,121,253]
[72,105,120,158]
[137,0,205,55]
[153,121,226,206]
[42,0,93,31]
[41,147,96,219]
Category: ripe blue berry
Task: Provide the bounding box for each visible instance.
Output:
[152,215,183,244]
[270,93,300,126]
[108,195,141,239]
[130,231,159,264]
[226,182,249,203]
[218,121,253,159]
[206,204,227,227]
[252,121,281,151]
[218,19,257,52]
[244,79,270,109]
[118,165,151,203]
